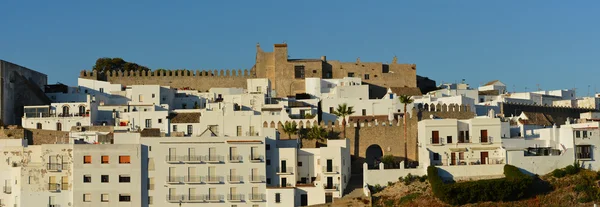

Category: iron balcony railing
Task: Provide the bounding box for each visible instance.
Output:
[480,136,493,144]
[430,137,445,145]
[166,194,185,202]
[228,175,243,183]
[165,155,187,163]
[185,155,204,163]
[204,155,224,163]
[274,183,293,188]
[249,175,265,183]
[206,194,224,202]
[48,183,60,191]
[322,166,339,173]
[228,194,244,201]
[249,155,264,162]
[3,185,11,194]
[323,183,340,190]
[184,176,204,183]
[248,193,266,201]
[166,176,185,184]
[48,204,60,207]
[206,176,224,183]
[276,167,293,174]
[47,163,68,171]
[578,152,592,159]
[229,155,243,162]
[187,194,206,202]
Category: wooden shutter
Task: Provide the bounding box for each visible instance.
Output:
[119,156,130,164]
[101,156,109,163]
[84,156,91,164]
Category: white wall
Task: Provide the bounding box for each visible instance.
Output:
[436,164,505,181]
[507,149,574,175]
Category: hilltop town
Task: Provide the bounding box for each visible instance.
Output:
[0,43,599,206]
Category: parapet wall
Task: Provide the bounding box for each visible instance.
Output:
[80,69,255,90]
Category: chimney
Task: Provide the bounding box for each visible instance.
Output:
[321,56,327,62]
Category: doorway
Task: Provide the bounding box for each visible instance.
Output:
[480,130,488,143]
[300,194,308,206]
[480,152,489,164]
[451,153,456,165]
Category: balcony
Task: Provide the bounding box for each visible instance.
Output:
[165,155,186,164]
[274,183,294,188]
[228,194,244,202]
[204,155,224,163]
[249,175,265,183]
[184,176,204,184]
[324,183,340,191]
[322,166,339,174]
[430,137,445,146]
[48,205,60,207]
[249,155,264,163]
[166,194,186,202]
[228,175,243,183]
[183,155,204,164]
[229,155,243,163]
[205,176,224,184]
[480,136,493,144]
[166,176,185,184]
[187,194,207,203]
[207,194,224,203]
[48,183,60,192]
[47,163,68,172]
[248,193,266,202]
[3,185,11,194]
[276,167,294,175]
[577,152,592,160]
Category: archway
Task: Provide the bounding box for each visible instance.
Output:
[365,144,384,169]
[62,105,70,116]
[78,105,86,116]
[56,122,62,131]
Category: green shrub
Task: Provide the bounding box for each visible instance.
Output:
[552,169,566,178]
[387,181,394,187]
[565,164,580,175]
[578,197,592,203]
[399,193,421,204]
[383,199,395,207]
[428,165,532,205]
[419,175,427,182]
[403,173,419,185]
[369,184,385,194]
[574,183,588,193]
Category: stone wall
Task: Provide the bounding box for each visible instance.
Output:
[500,102,598,124]
[79,69,253,91]
[271,104,475,173]
[0,60,49,125]
[26,129,69,145]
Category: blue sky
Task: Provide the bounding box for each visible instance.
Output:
[1,1,599,95]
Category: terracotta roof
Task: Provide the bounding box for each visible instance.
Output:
[479,90,499,96]
[390,87,422,96]
[169,113,201,123]
[519,112,554,126]
[483,80,500,86]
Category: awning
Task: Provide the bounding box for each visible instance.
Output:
[471,147,500,151]
[449,148,468,152]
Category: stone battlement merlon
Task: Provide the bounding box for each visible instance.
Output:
[80,69,254,79]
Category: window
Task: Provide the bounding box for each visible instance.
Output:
[173,125,178,132]
[187,125,193,135]
[83,175,91,183]
[158,119,162,124]
[266,178,271,184]
[99,88,104,93]
[459,152,465,160]
[312,69,317,73]
[119,156,131,164]
[119,175,131,183]
[329,107,333,113]
[294,66,305,79]
[145,119,152,128]
[576,145,593,159]
[480,98,484,102]
[101,194,109,202]
[148,196,153,204]
[347,72,355,77]
[266,144,270,150]
[76,122,81,126]
[101,156,109,164]
[257,86,262,92]
[364,74,370,80]
[362,109,366,116]
[152,93,155,98]
[119,194,131,202]
[298,162,302,167]
[433,153,440,161]
[583,131,589,138]
[139,95,143,102]
[36,123,42,129]
[101,175,109,183]
[236,126,242,136]
[275,193,281,203]
[576,131,581,138]
[84,155,91,164]
[447,136,453,144]
[83,193,91,202]
[266,159,271,165]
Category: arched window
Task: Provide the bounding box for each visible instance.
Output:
[62,106,70,116]
[56,122,62,131]
[78,105,86,116]
[76,122,82,127]
[36,123,42,129]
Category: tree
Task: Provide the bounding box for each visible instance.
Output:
[306,126,327,142]
[332,103,355,139]
[398,95,414,166]
[92,57,150,73]
[282,122,298,139]
[193,101,199,109]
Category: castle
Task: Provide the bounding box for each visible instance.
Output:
[80,43,422,98]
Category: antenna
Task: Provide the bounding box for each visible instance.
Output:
[536,84,541,91]
[512,84,515,93]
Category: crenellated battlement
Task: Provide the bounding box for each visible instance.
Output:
[79,69,254,78]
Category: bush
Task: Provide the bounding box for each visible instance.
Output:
[399,193,421,204]
[428,165,532,205]
[387,181,394,187]
[369,184,385,194]
[383,199,395,207]
[552,169,566,178]
[419,175,427,182]
[565,164,580,175]
[403,173,419,185]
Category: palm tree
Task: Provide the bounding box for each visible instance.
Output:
[332,103,355,139]
[398,95,414,166]
[306,126,328,142]
[282,122,298,139]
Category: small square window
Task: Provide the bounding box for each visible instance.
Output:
[152,94,155,98]
[101,194,109,202]
[101,175,109,183]
[158,119,162,123]
[83,193,91,202]
[83,175,91,183]
[298,162,302,167]
[101,155,109,164]
[119,156,131,164]
[275,193,281,203]
[266,159,271,166]
[266,144,270,150]
[312,70,317,73]
[119,194,131,202]
[266,178,271,184]
[84,155,91,164]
